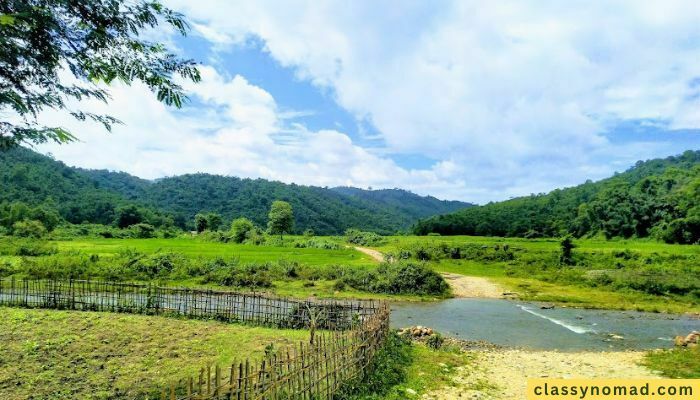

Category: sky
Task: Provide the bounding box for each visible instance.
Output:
[35,1,700,203]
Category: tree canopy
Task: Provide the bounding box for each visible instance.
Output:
[414,151,700,244]
[267,200,293,238]
[0,0,200,149]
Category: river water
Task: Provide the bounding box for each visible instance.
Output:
[391,299,699,351]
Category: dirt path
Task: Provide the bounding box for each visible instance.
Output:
[424,349,659,400]
[441,272,505,299]
[353,246,385,262]
[352,247,505,298]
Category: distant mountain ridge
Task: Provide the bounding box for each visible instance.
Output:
[414,150,700,243]
[0,147,473,234]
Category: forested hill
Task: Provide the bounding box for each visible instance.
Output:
[0,147,472,234]
[414,150,700,244]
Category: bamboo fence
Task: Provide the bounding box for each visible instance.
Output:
[0,278,391,399]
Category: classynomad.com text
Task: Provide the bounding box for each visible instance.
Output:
[527,379,699,400]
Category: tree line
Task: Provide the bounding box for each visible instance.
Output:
[414,150,700,244]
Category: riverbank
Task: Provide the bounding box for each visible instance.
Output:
[423,348,659,399]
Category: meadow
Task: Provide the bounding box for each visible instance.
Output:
[373,235,700,313]
[0,307,308,400]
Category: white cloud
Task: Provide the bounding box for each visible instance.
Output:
[28,1,700,203]
[158,0,700,200]
[36,67,469,200]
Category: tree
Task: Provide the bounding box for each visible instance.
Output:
[194,213,207,233]
[559,236,576,265]
[115,204,143,228]
[230,217,254,243]
[267,200,293,239]
[206,212,222,231]
[0,0,200,150]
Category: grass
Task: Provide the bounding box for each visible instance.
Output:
[371,343,474,399]
[0,307,308,400]
[55,237,374,267]
[644,347,700,378]
[374,235,700,313]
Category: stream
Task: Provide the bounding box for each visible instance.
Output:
[391,298,699,351]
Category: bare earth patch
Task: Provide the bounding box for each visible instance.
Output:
[441,272,505,299]
[354,246,386,262]
[423,349,659,400]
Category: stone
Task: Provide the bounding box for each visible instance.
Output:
[674,336,686,346]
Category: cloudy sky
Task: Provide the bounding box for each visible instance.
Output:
[37,1,700,203]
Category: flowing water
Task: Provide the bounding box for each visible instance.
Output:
[391,299,699,351]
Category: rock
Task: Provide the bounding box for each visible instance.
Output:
[405,388,417,396]
[674,331,700,346]
[540,304,555,309]
[610,334,624,340]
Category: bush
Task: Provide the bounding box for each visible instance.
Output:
[230,217,256,243]
[340,262,449,296]
[334,331,412,399]
[426,333,445,349]
[12,219,47,238]
[345,229,386,246]
[129,223,156,239]
[0,240,58,256]
[202,259,273,288]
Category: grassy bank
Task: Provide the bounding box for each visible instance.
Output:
[0,307,308,400]
[644,348,700,378]
[375,235,700,313]
[0,237,448,301]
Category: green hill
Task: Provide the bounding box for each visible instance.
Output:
[414,150,700,244]
[0,147,471,234]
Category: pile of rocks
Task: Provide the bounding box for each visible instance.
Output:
[674,331,699,347]
[399,326,434,338]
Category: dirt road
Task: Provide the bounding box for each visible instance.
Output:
[353,247,505,298]
[441,272,505,299]
[424,349,659,399]
[353,246,385,262]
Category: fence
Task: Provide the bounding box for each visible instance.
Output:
[0,278,382,330]
[0,279,391,399]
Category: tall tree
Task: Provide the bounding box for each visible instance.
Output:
[0,0,200,150]
[194,213,207,233]
[267,200,293,239]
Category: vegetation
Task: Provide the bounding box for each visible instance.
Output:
[267,200,294,239]
[376,235,700,312]
[415,151,700,244]
[0,307,307,399]
[338,336,473,400]
[0,237,451,299]
[0,147,470,234]
[644,347,700,378]
[345,229,387,247]
[0,0,200,149]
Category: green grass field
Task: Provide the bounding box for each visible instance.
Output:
[1,235,698,311]
[56,237,374,266]
[373,235,700,313]
[0,307,308,400]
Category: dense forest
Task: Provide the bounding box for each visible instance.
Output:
[414,150,700,244]
[0,147,471,234]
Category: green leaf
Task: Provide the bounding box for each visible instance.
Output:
[0,14,17,26]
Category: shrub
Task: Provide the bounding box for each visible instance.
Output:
[129,223,156,239]
[345,229,386,246]
[202,260,273,288]
[0,240,58,256]
[340,262,448,296]
[230,217,256,243]
[426,333,445,349]
[12,219,47,238]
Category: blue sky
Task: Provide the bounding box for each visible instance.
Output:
[38,1,700,203]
